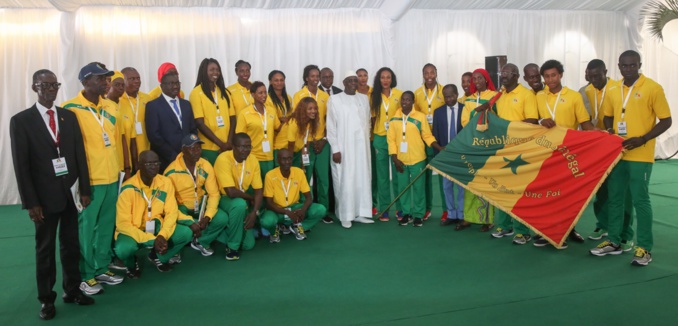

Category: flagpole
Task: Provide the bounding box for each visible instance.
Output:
[377,166,428,218]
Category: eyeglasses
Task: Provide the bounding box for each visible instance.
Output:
[162,81,181,87]
[143,162,161,167]
[35,82,61,89]
[500,72,517,77]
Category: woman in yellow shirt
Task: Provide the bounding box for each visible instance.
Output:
[190,58,235,165]
[266,70,294,165]
[371,67,404,222]
[457,68,498,232]
[236,81,280,180]
[287,97,320,183]
[227,60,253,117]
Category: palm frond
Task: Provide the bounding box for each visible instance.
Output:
[641,0,678,41]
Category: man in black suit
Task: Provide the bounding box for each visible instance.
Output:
[10,69,95,320]
[145,71,197,171]
[319,67,343,96]
[431,84,465,226]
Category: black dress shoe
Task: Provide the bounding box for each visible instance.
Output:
[569,229,585,243]
[63,292,95,305]
[40,302,56,320]
[440,219,456,226]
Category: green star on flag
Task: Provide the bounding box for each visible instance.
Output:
[502,154,529,174]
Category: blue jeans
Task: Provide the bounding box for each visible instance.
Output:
[442,178,464,219]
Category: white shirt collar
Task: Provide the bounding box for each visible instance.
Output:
[36,101,56,115]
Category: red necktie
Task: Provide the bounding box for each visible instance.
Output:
[46,109,60,145]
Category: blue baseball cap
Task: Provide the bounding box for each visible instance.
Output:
[78,62,114,82]
[182,134,204,147]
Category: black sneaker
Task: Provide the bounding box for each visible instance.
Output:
[225,247,240,261]
[322,216,334,224]
[399,215,411,226]
[413,218,423,227]
[147,251,172,273]
[125,258,141,279]
[108,257,127,271]
[533,237,549,247]
[568,229,585,243]
[557,241,568,250]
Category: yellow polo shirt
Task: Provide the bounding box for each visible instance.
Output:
[148,86,184,100]
[536,86,590,131]
[267,95,294,150]
[227,82,254,117]
[214,151,262,194]
[461,90,499,127]
[585,78,620,129]
[62,92,119,185]
[603,74,672,163]
[387,109,437,165]
[293,86,330,136]
[118,92,151,155]
[104,99,134,170]
[263,167,310,207]
[163,153,219,219]
[414,84,445,120]
[371,88,403,136]
[496,84,539,122]
[236,104,281,162]
[189,85,236,151]
[287,118,321,152]
[115,174,178,243]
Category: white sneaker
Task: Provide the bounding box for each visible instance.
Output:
[190,238,214,256]
[95,271,124,285]
[79,279,104,295]
[341,221,352,228]
[353,216,375,224]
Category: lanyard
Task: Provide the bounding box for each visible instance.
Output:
[237,159,246,191]
[125,94,140,123]
[185,162,199,204]
[307,88,317,100]
[141,188,155,220]
[212,90,221,115]
[593,85,607,121]
[303,127,310,147]
[545,90,562,122]
[86,106,106,132]
[620,79,638,121]
[425,84,438,114]
[45,110,61,156]
[280,177,292,206]
[401,111,411,140]
[242,88,250,106]
[382,91,392,116]
[255,104,268,139]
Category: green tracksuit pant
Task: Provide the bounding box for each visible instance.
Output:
[607,161,653,250]
[79,182,117,280]
[114,222,192,266]
[293,143,330,210]
[259,203,326,233]
[372,135,402,213]
[395,160,427,219]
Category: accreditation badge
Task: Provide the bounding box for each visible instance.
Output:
[135,122,143,135]
[262,140,271,153]
[617,121,628,136]
[400,142,408,153]
[52,157,68,176]
[216,116,225,128]
[426,114,433,125]
[145,220,155,234]
[102,131,111,147]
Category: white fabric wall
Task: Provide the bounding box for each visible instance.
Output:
[1,6,674,205]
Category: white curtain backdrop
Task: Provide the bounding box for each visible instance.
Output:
[2,5,675,205]
[393,9,634,92]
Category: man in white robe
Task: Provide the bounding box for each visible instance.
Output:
[327,73,374,228]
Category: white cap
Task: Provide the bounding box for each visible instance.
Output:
[344,70,357,80]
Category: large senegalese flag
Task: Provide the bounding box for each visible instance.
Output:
[429,113,623,247]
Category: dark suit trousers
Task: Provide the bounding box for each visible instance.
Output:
[35,199,82,303]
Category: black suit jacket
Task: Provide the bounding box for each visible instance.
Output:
[145,95,197,166]
[320,85,343,96]
[431,103,465,155]
[11,105,91,213]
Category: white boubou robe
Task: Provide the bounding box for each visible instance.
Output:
[326,92,372,222]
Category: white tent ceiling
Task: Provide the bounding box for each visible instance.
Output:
[0,0,647,13]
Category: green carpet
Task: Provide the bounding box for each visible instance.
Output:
[1,160,677,325]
